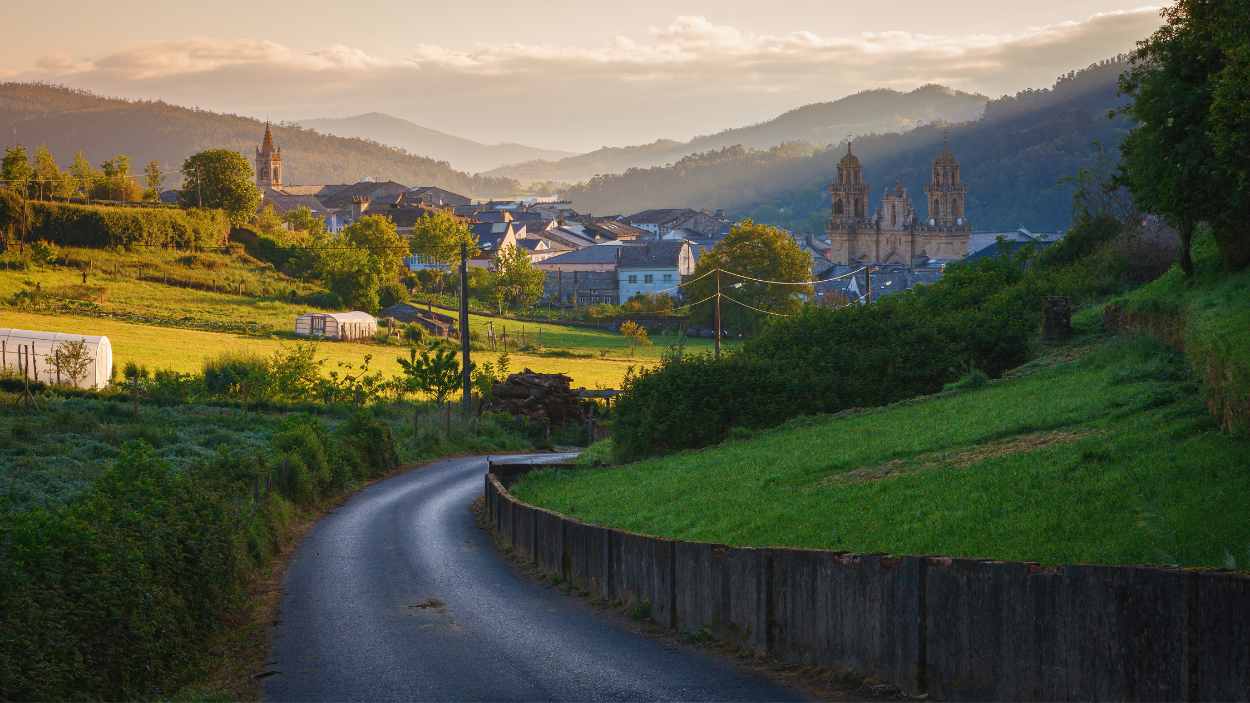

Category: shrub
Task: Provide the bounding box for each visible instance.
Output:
[202,352,269,401]
[29,201,230,249]
[379,279,409,309]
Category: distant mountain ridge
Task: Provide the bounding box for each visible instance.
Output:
[296,112,575,174]
[485,85,988,183]
[0,84,521,197]
[562,58,1133,233]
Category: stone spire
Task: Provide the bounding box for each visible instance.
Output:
[255,122,283,188]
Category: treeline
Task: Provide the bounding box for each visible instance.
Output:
[0,83,522,196]
[26,201,230,249]
[565,58,1132,233]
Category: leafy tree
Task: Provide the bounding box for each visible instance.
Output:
[396,346,462,433]
[283,205,326,238]
[0,188,32,251]
[1118,0,1250,274]
[470,352,510,415]
[1209,41,1250,269]
[143,160,164,201]
[253,203,285,237]
[684,219,813,335]
[319,246,383,313]
[91,154,142,201]
[342,214,409,278]
[618,320,652,356]
[180,149,261,225]
[48,339,94,387]
[31,146,73,200]
[410,209,477,266]
[68,151,97,198]
[492,243,545,312]
[2,146,32,196]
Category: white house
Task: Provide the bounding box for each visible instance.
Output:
[617,240,695,303]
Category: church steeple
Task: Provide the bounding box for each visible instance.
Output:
[256,122,282,188]
[924,131,968,229]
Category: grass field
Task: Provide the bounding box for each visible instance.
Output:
[514,333,1250,570]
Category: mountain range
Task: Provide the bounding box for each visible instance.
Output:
[481,85,988,183]
[296,113,575,174]
[0,84,521,196]
[562,58,1133,233]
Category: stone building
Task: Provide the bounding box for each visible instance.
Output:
[826,139,971,267]
[256,122,283,188]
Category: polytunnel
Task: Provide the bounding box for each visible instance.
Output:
[0,328,113,389]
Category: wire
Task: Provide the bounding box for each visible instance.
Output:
[720,266,866,286]
[651,267,716,295]
[719,292,793,316]
[670,292,719,310]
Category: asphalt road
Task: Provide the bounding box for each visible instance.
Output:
[265,453,804,702]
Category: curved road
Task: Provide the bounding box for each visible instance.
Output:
[265,454,804,702]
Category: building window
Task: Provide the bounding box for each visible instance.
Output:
[663,273,673,282]
[644,274,654,284]
[628,274,637,283]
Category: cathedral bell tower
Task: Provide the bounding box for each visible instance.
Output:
[829,142,869,227]
[923,133,968,229]
[256,122,282,188]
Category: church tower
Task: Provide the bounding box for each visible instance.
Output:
[923,134,968,229]
[256,122,282,189]
[826,142,873,264]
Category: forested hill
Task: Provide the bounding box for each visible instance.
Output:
[0,83,521,196]
[564,58,1131,233]
[486,85,987,184]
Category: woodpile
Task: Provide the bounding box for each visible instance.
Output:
[487,370,586,424]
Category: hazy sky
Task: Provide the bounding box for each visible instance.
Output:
[3,1,1162,152]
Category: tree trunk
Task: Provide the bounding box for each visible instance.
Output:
[444,402,451,436]
[1179,218,1195,277]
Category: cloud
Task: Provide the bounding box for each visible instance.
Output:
[22,8,1161,152]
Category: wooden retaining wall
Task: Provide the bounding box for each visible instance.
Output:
[485,464,1250,701]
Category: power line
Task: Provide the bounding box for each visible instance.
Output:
[719,292,793,316]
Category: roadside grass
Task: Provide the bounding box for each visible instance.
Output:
[513,334,1250,569]
[0,310,642,389]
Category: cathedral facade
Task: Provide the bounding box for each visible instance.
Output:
[826,140,971,267]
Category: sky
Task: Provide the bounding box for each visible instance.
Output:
[3,1,1163,152]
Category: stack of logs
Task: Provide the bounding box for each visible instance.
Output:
[487,370,586,425]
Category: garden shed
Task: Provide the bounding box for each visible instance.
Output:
[294,311,377,341]
[0,328,113,389]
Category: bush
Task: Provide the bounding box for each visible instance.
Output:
[29,201,230,249]
[379,279,409,309]
[202,352,269,400]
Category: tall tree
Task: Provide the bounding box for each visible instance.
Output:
[1119,0,1250,273]
[410,209,477,266]
[1208,40,1250,269]
[492,243,545,312]
[93,154,142,201]
[283,205,326,238]
[68,151,97,198]
[180,149,261,225]
[143,160,164,201]
[31,146,72,200]
[684,220,813,335]
[1,146,32,196]
[342,214,409,278]
[0,188,32,251]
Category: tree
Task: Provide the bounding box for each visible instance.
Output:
[31,146,73,200]
[470,352,510,416]
[2,146,32,196]
[684,220,813,335]
[319,246,383,313]
[92,154,142,201]
[253,203,285,237]
[493,243,545,312]
[396,347,462,434]
[283,205,326,238]
[410,209,477,266]
[180,149,261,225]
[342,214,409,278]
[1118,0,1250,274]
[68,151,97,198]
[49,339,94,387]
[0,188,33,251]
[1209,42,1250,269]
[618,320,652,356]
[143,160,164,201]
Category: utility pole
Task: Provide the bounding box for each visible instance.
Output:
[459,241,472,418]
[714,269,722,360]
[865,266,873,305]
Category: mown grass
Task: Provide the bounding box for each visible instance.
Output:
[0,310,643,389]
[514,334,1250,570]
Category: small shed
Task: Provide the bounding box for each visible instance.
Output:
[294,311,378,341]
[0,328,113,389]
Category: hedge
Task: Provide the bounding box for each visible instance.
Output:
[0,412,398,700]
[28,201,230,249]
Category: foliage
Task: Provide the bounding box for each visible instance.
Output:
[253,203,285,237]
[618,320,652,355]
[180,149,262,226]
[470,352,511,414]
[31,145,75,200]
[1118,0,1250,273]
[492,243,545,312]
[143,160,164,201]
[410,209,477,266]
[26,200,229,249]
[684,220,812,335]
[319,354,388,406]
[89,154,144,202]
[0,188,33,249]
[282,205,326,238]
[1,145,32,195]
[48,338,94,387]
[342,214,409,279]
[396,347,462,432]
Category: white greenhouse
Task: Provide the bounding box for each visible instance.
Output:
[294,311,378,341]
[0,328,114,389]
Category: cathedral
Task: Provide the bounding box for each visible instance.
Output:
[826,138,971,267]
[256,122,283,188]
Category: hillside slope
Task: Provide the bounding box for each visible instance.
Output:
[486,85,987,183]
[297,112,575,173]
[563,58,1130,233]
[0,84,520,195]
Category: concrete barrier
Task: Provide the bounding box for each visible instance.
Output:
[484,465,1250,701]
